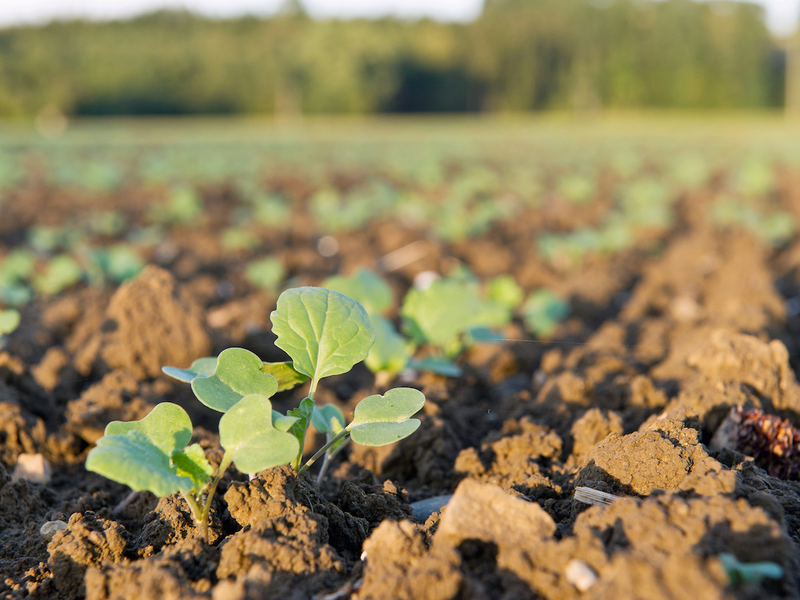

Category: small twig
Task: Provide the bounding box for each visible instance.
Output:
[112,490,140,514]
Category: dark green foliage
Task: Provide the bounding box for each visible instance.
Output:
[0,0,782,117]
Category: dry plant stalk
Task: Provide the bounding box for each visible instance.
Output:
[711,406,800,481]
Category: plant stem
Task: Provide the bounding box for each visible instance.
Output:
[297,428,350,478]
[316,432,333,484]
[181,492,203,527]
[199,453,233,543]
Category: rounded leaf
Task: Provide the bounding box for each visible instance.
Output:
[105,402,192,456]
[349,387,425,447]
[270,287,375,382]
[219,394,300,474]
[86,431,193,497]
[162,356,218,383]
[191,348,278,412]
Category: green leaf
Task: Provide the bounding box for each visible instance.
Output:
[245,257,286,293]
[0,309,20,336]
[719,553,784,585]
[86,431,193,497]
[270,287,376,383]
[348,387,426,447]
[191,348,278,412]
[407,356,462,378]
[172,444,213,492]
[365,315,411,376]
[0,249,36,285]
[105,402,193,457]
[288,397,315,464]
[261,361,310,392]
[311,404,346,434]
[322,268,393,315]
[272,410,299,433]
[219,394,300,474]
[162,356,218,383]
[33,255,83,296]
[522,289,569,338]
[401,277,510,352]
[487,275,524,310]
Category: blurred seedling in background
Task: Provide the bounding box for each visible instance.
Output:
[323,268,412,386]
[221,227,260,252]
[718,553,783,587]
[245,256,286,294]
[149,186,204,225]
[0,308,20,348]
[32,255,83,296]
[82,244,145,286]
[401,271,512,376]
[522,289,570,339]
[87,287,426,541]
[0,250,36,307]
[710,197,796,247]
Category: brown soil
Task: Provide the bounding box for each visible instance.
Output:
[3,173,800,600]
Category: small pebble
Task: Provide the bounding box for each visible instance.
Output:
[565,559,599,592]
[317,236,339,257]
[12,453,52,484]
[40,520,68,541]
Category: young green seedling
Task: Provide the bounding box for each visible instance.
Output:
[401,275,510,375]
[270,287,375,469]
[159,286,426,484]
[522,289,569,339]
[718,553,783,587]
[323,269,411,385]
[85,398,299,542]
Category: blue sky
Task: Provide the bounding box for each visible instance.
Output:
[0,0,797,36]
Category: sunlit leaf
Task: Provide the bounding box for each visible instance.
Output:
[270,287,375,382]
[349,387,425,447]
[86,431,193,497]
[105,402,193,456]
[219,394,299,473]
[191,348,278,412]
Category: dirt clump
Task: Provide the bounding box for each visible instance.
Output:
[575,418,735,496]
[72,266,211,378]
[48,511,133,597]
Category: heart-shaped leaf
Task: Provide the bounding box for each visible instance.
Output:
[219,394,299,474]
[105,402,193,456]
[311,404,346,434]
[261,361,310,392]
[86,430,193,497]
[348,388,426,447]
[192,348,278,412]
[270,287,375,384]
[162,356,218,383]
[172,444,213,492]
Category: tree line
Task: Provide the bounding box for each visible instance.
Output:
[0,0,786,117]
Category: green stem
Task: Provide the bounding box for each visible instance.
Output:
[297,428,350,478]
[199,453,233,543]
[316,432,333,484]
[181,492,203,526]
